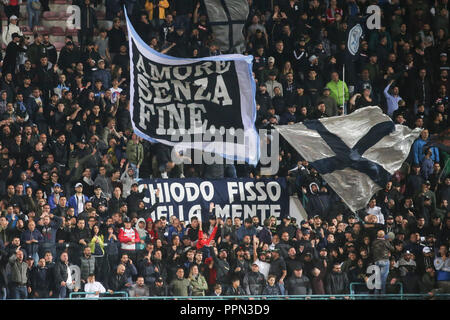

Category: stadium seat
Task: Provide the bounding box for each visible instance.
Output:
[53,41,66,51]
[20,25,33,36]
[34,25,50,34]
[42,11,60,20]
[65,27,78,36]
[50,26,66,36]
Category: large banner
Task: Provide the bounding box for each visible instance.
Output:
[125,11,259,165]
[138,178,289,222]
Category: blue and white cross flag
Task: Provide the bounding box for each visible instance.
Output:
[125,9,259,165]
[275,107,422,212]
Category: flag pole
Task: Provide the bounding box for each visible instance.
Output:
[343,64,346,115]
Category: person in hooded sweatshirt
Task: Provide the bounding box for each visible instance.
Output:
[305,182,333,220]
[134,218,148,252]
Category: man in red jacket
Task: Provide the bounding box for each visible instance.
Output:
[196,203,218,250]
[118,217,140,262]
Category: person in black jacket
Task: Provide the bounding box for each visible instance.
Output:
[57,41,81,76]
[225,277,246,296]
[107,18,127,55]
[285,264,312,295]
[325,262,350,296]
[30,257,52,298]
[210,246,230,287]
[54,252,76,298]
[0,241,9,299]
[126,183,148,215]
[149,276,169,296]
[173,0,194,31]
[50,133,69,169]
[69,219,91,266]
[2,33,27,76]
[35,56,58,104]
[106,263,130,295]
[42,34,57,66]
[77,0,98,50]
[166,26,190,58]
[242,263,266,295]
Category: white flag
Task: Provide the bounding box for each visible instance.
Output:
[275,106,422,212]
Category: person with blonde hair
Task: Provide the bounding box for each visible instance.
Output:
[188,264,208,296]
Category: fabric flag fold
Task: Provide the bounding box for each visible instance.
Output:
[274,106,422,212]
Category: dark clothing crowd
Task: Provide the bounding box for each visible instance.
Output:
[0,0,449,299]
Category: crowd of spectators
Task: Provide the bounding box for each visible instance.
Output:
[0,0,449,299]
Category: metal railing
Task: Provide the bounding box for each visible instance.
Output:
[350,282,403,298]
[69,291,129,299]
[62,291,450,300]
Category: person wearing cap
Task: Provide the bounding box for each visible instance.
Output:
[317,85,338,116]
[276,216,296,240]
[117,216,141,263]
[68,183,89,217]
[209,245,230,288]
[2,14,22,47]
[265,69,283,98]
[2,29,26,75]
[398,249,420,293]
[91,56,111,89]
[305,182,332,221]
[268,248,287,285]
[285,264,312,295]
[149,275,169,296]
[242,262,265,295]
[57,39,80,75]
[416,246,434,275]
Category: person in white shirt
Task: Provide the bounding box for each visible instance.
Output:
[83,274,106,298]
[253,238,271,279]
[366,198,385,225]
[2,15,22,46]
[109,78,123,104]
